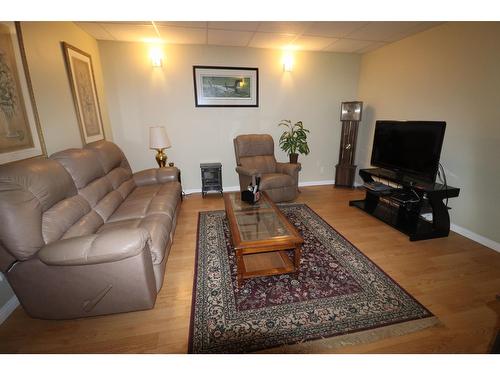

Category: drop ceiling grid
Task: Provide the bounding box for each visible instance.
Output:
[76,21,443,54]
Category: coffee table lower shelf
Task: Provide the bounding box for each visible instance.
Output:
[236,247,301,287]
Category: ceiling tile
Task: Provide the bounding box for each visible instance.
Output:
[155,21,207,29]
[304,22,368,38]
[102,21,152,26]
[292,35,338,51]
[157,26,206,45]
[346,21,422,42]
[248,32,296,49]
[75,22,115,40]
[99,23,158,42]
[208,21,260,32]
[257,21,310,34]
[324,39,376,53]
[208,29,253,47]
[356,41,387,54]
[395,22,444,40]
[78,21,443,55]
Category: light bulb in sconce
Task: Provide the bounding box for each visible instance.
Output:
[149,46,164,67]
[282,53,293,72]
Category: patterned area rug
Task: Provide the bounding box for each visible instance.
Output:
[189,204,437,353]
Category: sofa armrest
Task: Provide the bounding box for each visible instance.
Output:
[38,228,151,266]
[235,166,260,177]
[133,167,179,186]
[276,162,301,177]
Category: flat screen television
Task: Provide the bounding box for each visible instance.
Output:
[370,120,446,183]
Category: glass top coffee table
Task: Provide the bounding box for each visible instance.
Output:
[223,191,304,287]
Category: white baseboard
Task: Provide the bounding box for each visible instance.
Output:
[298,179,335,187]
[184,180,337,195]
[450,223,500,253]
[184,185,240,195]
[0,295,19,325]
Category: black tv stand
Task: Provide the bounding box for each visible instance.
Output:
[349,168,460,241]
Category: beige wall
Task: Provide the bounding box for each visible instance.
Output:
[98,41,361,191]
[357,22,500,243]
[20,22,112,155]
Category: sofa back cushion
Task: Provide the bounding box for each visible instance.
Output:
[51,148,104,189]
[85,141,135,197]
[0,158,78,260]
[233,134,277,174]
[49,142,136,239]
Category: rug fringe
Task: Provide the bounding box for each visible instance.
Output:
[258,316,441,353]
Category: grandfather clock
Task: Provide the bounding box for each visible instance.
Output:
[335,101,363,188]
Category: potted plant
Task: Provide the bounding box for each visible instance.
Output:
[278,119,310,163]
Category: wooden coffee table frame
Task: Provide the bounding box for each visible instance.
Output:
[224,191,304,287]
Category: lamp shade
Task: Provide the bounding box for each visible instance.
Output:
[149,126,171,149]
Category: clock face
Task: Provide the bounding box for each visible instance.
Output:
[341,101,363,121]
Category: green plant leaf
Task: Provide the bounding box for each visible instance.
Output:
[277,120,310,156]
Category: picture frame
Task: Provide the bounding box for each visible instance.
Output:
[193,66,259,107]
[0,21,46,165]
[62,42,105,144]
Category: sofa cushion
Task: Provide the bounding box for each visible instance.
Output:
[86,141,131,174]
[259,173,295,190]
[0,158,77,260]
[234,134,274,159]
[39,228,150,266]
[62,211,104,240]
[42,195,91,244]
[239,155,276,174]
[108,182,181,223]
[107,167,133,190]
[97,215,173,265]
[83,141,135,213]
[50,148,104,189]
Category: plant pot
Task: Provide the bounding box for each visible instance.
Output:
[289,153,298,164]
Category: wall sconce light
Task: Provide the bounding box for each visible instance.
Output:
[149,46,164,67]
[282,53,294,72]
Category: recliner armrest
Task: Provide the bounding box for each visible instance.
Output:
[38,228,151,266]
[235,166,260,177]
[276,162,301,176]
[133,167,179,186]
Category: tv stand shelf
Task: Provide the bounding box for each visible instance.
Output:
[349,168,460,241]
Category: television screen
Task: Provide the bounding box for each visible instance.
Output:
[371,121,446,182]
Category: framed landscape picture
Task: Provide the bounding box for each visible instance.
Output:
[0,22,46,165]
[193,66,259,107]
[62,42,105,144]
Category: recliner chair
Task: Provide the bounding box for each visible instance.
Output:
[233,134,301,202]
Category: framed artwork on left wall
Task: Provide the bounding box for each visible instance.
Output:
[0,21,46,165]
[62,42,105,145]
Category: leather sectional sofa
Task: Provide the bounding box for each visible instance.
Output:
[0,141,181,319]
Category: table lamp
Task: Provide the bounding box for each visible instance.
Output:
[149,126,171,168]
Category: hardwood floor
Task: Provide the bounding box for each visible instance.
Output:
[1,185,499,353]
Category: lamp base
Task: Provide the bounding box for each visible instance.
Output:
[155,148,167,168]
